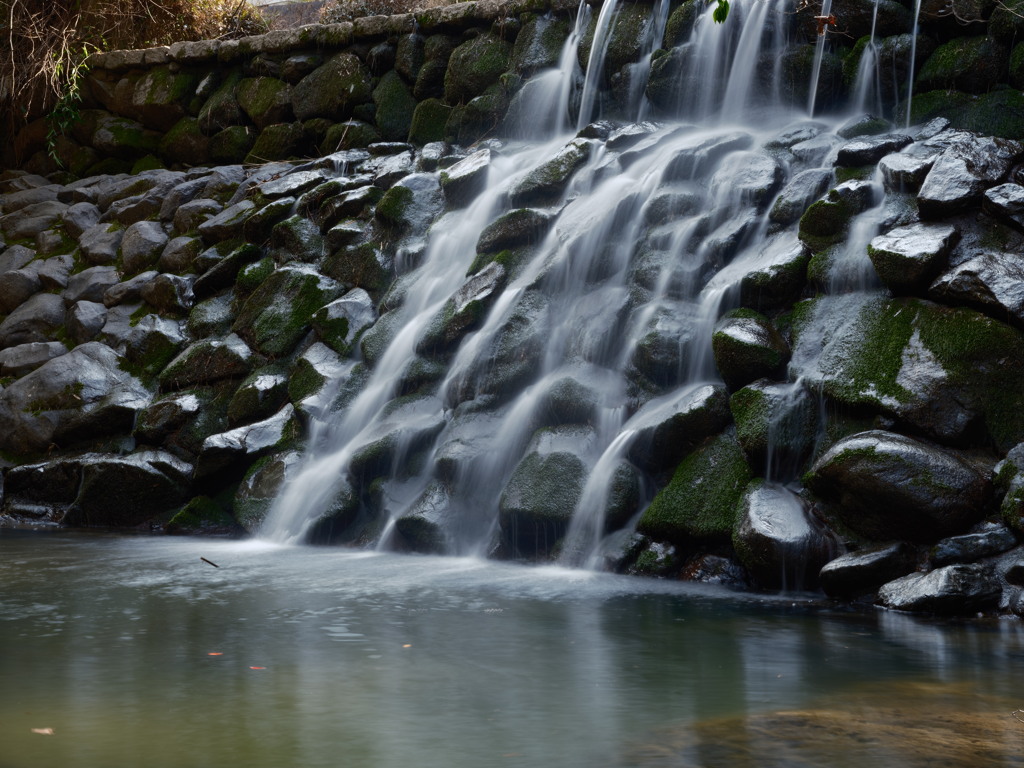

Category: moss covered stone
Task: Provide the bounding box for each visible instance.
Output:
[130,66,201,132]
[916,36,1009,94]
[227,365,290,427]
[512,15,571,74]
[409,99,454,145]
[245,123,309,164]
[210,126,257,164]
[904,89,1024,140]
[158,117,210,166]
[444,34,513,104]
[638,429,753,545]
[711,309,790,391]
[237,76,294,130]
[166,495,240,535]
[233,265,343,358]
[291,52,372,121]
[318,120,382,154]
[373,70,417,142]
[198,70,245,134]
[323,242,393,299]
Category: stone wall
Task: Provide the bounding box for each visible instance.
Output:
[10,0,1024,176]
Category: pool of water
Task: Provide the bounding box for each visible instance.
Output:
[3,530,1023,767]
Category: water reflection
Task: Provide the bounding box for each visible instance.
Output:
[2,531,1023,768]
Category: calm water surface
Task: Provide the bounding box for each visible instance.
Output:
[2,530,1023,767]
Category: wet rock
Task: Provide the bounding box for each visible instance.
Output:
[78,223,124,265]
[0,342,152,453]
[444,33,512,103]
[394,480,454,554]
[629,302,700,388]
[268,215,324,264]
[638,429,752,545]
[0,267,41,314]
[197,199,257,243]
[226,367,289,427]
[928,250,1024,327]
[291,52,372,122]
[186,293,235,339]
[769,168,834,226]
[1,200,67,240]
[733,481,837,590]
[159,333,254,390]
[287,342,353,410]
[729,380,819,476]
[232,450,302,533]
[917,133,1023,218]
[805,430,991,542]
[418,262,506,355]
[983,182,1024,229]
[712,309,789,390]
[738,234,811,313]
[66,300,107,345]
[62,201,101,238]
[120,314,187,376]
[232,265,342,357]
[194,404,299,481]
[867,222,958,294]
[133,391,202,448]
[467,289,550,404]
[0,292,66,348]
[140,274,195,316]
[173,198,222,236]
[509,139,592,206]
[877,563,1001,614]
[63,266,119,306]
[374,173,444,235]
[439,148,491,208]
[35,254,73,290]
[103,270,159,308]
[0,341,67,377]
[798,180,876,249]
[499,425,593,557]
[916,36,1009,94]
[192,242,262,299]
[710,151,785,208]
[119,220,168,275]
[311,287,377,356]
[931,522,1018,566]
[819,542,918,598]
[348,396,446,483]
[663,131,753,181]
[6,451,191,527]
[157,236,203,275]
[626,384,731,473]
[835,133,913,167]
[0,244,35,274]
[878,152,935,192]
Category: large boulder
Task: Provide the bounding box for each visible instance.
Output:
[876,563,1002,614]
[291,52,372,121]
[0,342,151,454]
[624,383,731,473]
[917,131,1023,218]
[804,430,991,542]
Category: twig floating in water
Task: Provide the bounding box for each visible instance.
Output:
[201,557,220,568]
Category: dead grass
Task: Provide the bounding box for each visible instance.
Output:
[317,0,457,23]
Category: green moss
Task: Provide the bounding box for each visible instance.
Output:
[374,185,415,230]
[467,246,534,279]
[834,165,874,184]
[373,70,417,142]
[637,429,753,545]
[408,99,453,145]
[131,154,165,173]
[236,256,274,296]
[798,195,854,251]
[166,495,238,534]
[729,386,771,456]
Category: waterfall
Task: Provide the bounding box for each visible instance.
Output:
[260,0,919,570]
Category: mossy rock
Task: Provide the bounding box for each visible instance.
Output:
[409,98,454,145]
[158,117,210,166]
[739,236,810,313]
[915,36,1009,94]
[444,85,509,144]
[903,88,1024,140]
[198,69,245,134]
[373,70,417,142]
[91,115,162,160]
[166,495,241,535]
[232,450,302,533]
[511,15,571,74]
[292,52,372,121]
[322,242,393,299]
[637,429,753,546]
[318,120,382,154]
[209,126,258,164]
[131,154,165,174]
[730,380,820,478]
[508,138,592,206]
[245,123,309,164]
[664,0,702,48]
[226,365,290,427]
[232,266,342,358]
[791,295,1024,451]
[269,215,325,264]
[712,309,790,391]
[130,66,201,132]
[444,34,513,103]
[577,3,653,81]
[237,76,294,130]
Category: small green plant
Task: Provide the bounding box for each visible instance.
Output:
[712,0,730,22]
[46,44,96,168]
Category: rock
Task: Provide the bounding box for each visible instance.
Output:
[867,222,958,294]
[790,295,1024,449]
[103,270,158,308]
[637,429,753,545]
[711,309,789,390]
[0,342,152,453]
[916,36,1009,94]
[509,139,592,206]
[928,250,1024,327]
[236,76,293,130]
[0,267,41,314]
[120,314,187,375]
[348,395,445,483]
[159,333,254,390]
[291,52,372,121]
[625,383,731,473]
[139,274,194,315]
[835,133,913,166]
[0,292,66,348]
[439,148,491,208]
[444,34,512,103]
[173,198,222,236]
[417,262,506,355]
[5,451,191,527]
[232,265,342,357]
[0,244,35,274]
[878,152,935,192]
[876,563,1002,614]
[729,380,819,477]
[197,199,257,243]
[477,208,555,253]
[194,404,299,481]
[120,220,168,275]
[232,450,299,533]
[66,300,107,344]
[1,200,67,240]
[310,288,376,356]
[498,425,593,557]
[798,180,876,250]
[805,430,991,542]
[819,542,918,598]
[917,132,1023,218]
[662,131,753,182]
[226,367,289,427]
[268,215,324,263]
[0,341,67,377]
[629,302,701,388]
[739,234,811,313]
[62,201,101,238]
[78,223,124,265]
[394,481,453,554]
[931,522,1018,566]
[710,151,784,208]
[769,168,834,226]
[983,182,1024,229]
[35,254,73,290]
[733,480,837,590]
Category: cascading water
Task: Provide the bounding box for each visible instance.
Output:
[261,0,916,573]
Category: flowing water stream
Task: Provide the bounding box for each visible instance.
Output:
[258,0,922,564]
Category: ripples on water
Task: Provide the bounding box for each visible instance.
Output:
[3,531,1024,768]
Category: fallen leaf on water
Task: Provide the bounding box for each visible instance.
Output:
[249,666,266,670]
[402,644,412,648]
[208,652,223,656]
[31,728,54,735]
